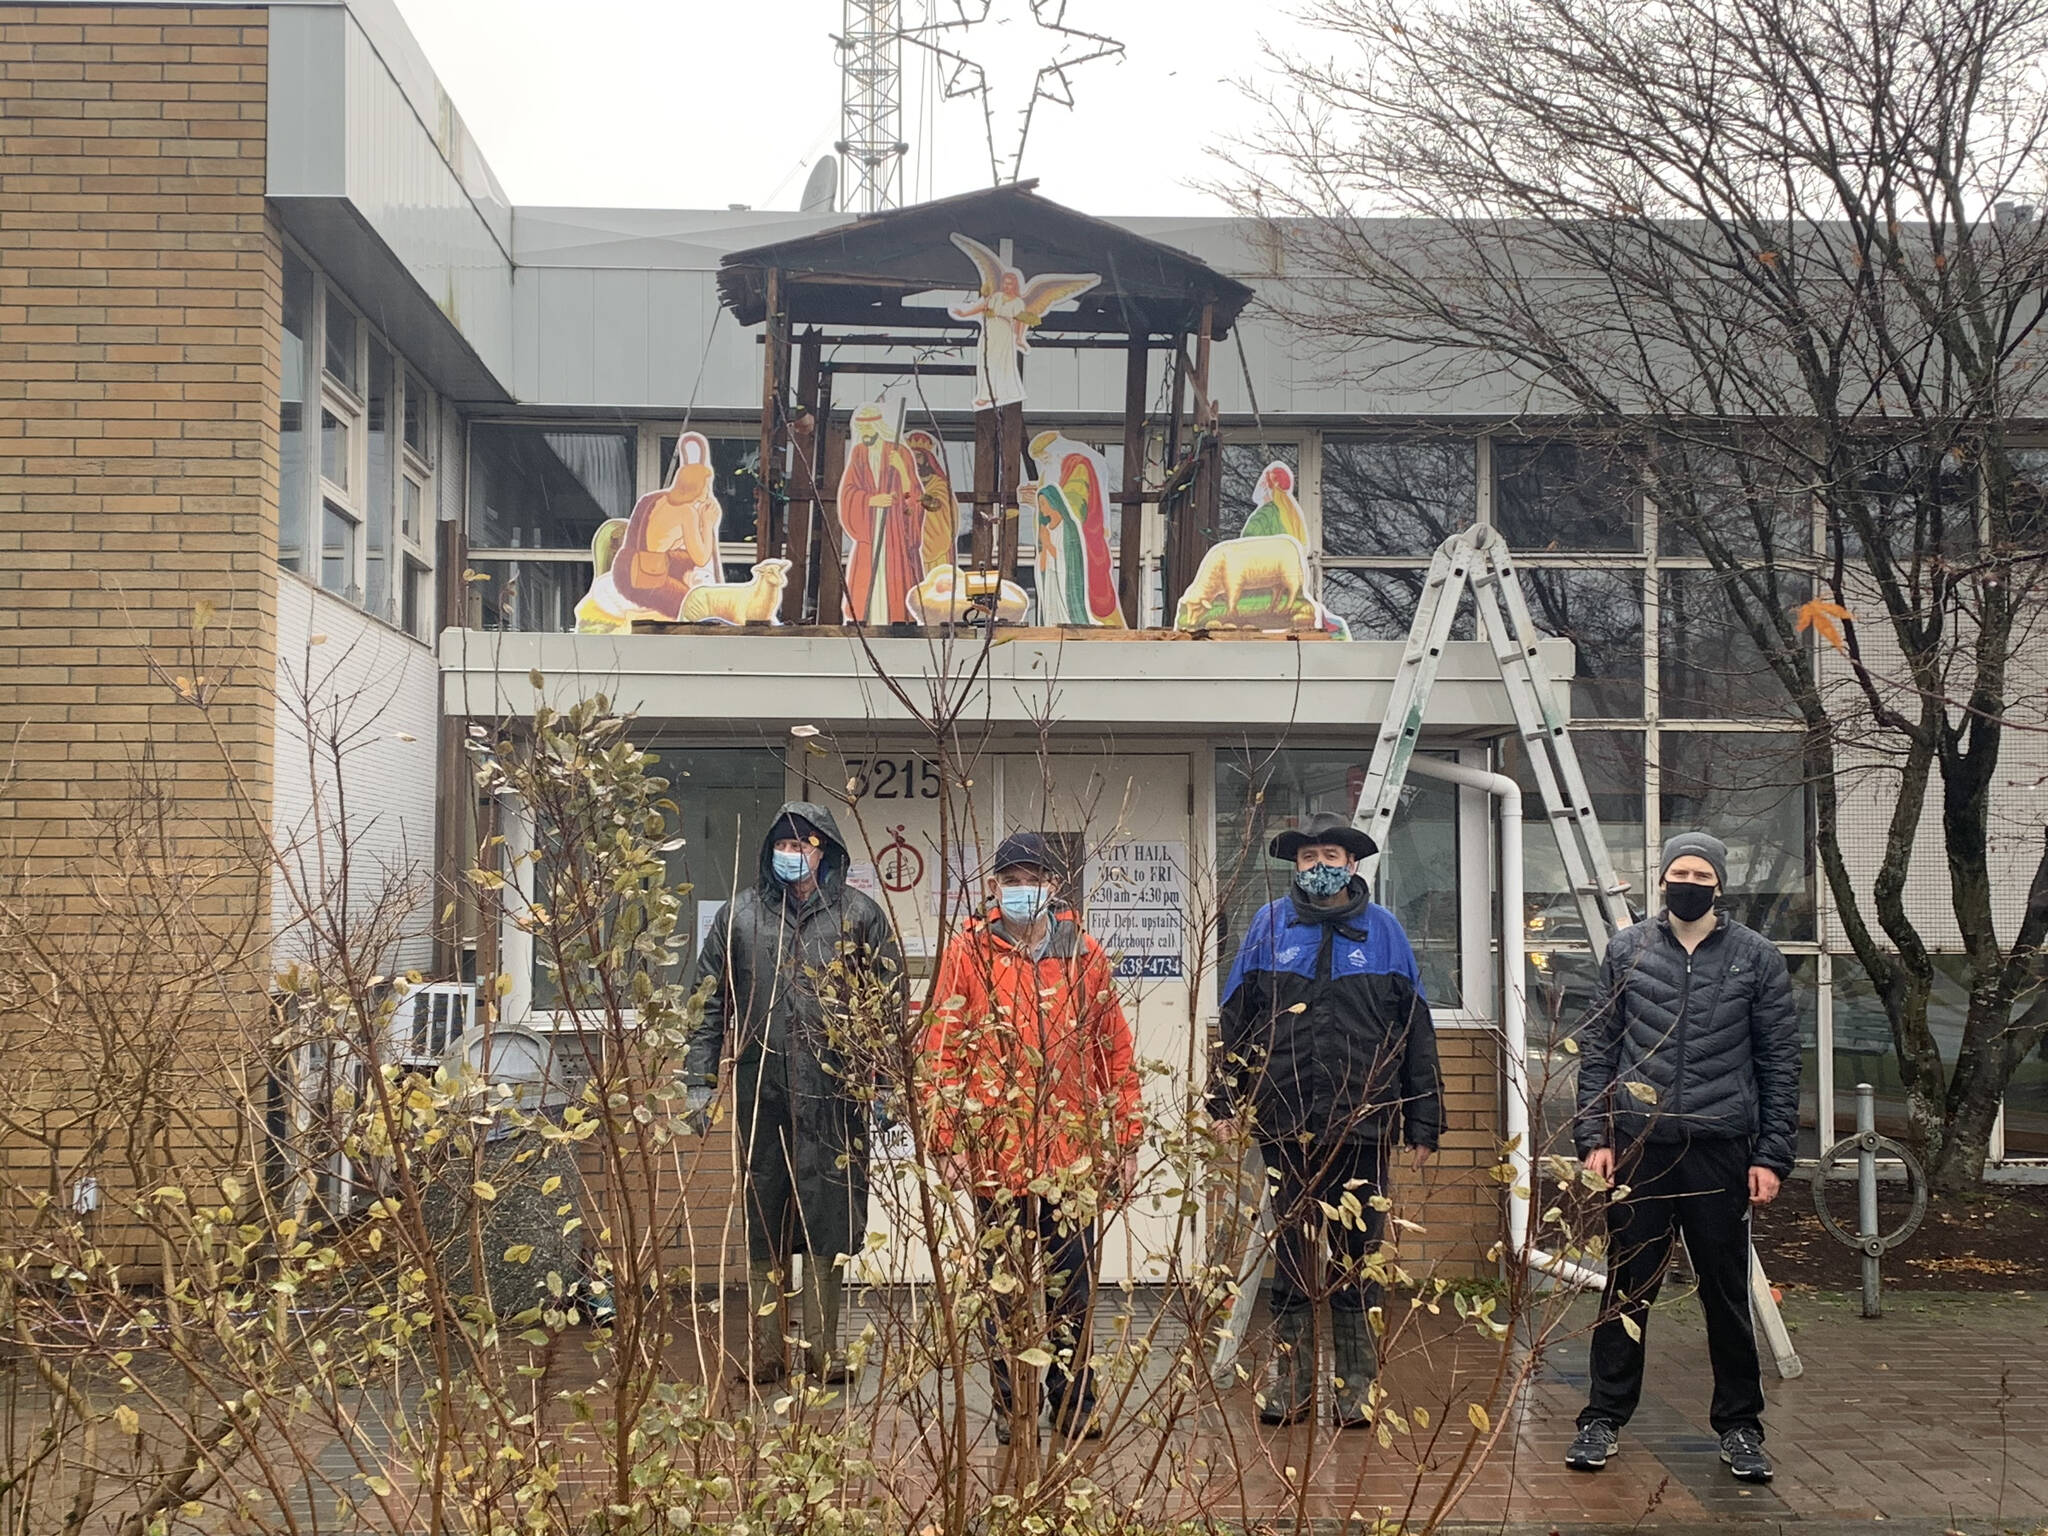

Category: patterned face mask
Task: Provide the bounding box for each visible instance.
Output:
[1294,862,1352,899]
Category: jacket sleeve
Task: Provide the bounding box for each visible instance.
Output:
[1749,941,1803,1176]
[1572,943,1629,1158]
[855,896,910,1087]
[919,944,971,1156]
[1389,923,1442,1151]
[1207,906,1269,1119]
[684,899,734,1089]
[1085,941,1144,1152]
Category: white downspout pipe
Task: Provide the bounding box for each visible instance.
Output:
[1403,756,1604,1291]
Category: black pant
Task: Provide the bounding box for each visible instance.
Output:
[1581,1135,1766,1437]
[976,1195,1098,1422]
[1262,1137,1390,1317]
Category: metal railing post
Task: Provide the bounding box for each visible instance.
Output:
[1857,1082,1880,1317]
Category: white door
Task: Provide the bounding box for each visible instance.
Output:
[1001,754,1195,1283]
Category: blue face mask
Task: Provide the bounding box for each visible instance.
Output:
[772,848,811,884]
[998,885,1049,922]
[1295,862,1352,899]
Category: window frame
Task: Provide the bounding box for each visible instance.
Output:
[276,234,439,641]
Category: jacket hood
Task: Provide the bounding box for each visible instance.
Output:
[758,799,852,894]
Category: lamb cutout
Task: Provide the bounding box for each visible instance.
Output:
[678,559,792,626]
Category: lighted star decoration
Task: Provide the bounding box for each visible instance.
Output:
[905,0,1125,185]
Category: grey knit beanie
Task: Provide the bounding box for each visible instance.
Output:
[1659,831,1729,888]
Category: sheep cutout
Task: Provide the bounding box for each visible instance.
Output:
[679,559,791,626]
[1173,534,1351,639]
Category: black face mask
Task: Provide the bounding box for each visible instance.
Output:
[1664,881,1718,922]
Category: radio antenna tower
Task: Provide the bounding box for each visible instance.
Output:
[836,1,908,214]
[835,2,1124,214]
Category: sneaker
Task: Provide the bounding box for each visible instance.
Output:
[1720,1426,1773,1483]
[1565,1420,1619,1471]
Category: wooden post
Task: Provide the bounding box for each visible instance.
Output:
[1119,335,1148,627]
[1162,335,1190,604]
[996,400,1025,582]
[818,370,845,623]
[1186,303,1221,600]
[784,329,822,623]
[756,267,790,568]
[970,407,999,570]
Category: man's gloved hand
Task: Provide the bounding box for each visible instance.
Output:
[871,1090,906,1135]
[683,1084,713,1134]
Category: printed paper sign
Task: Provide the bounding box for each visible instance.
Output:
[1085,841,1186,980]
[694,899,725,954]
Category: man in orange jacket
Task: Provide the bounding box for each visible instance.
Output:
[922,831,1143,1444]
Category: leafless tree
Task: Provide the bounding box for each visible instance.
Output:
[1228,0,2048,1185]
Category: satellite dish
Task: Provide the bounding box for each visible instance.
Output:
[800,155,838,213]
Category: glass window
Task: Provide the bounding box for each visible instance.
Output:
[1659,730,1814,939]
[319,406,350,492]
[322,288,358,392]
[656,432,762,545]
[320,501,359,599]
[402,559,430,641]
[1502,729,1647,947]
[403,369,430,460]
[1659,568,1810,718]
[1524,949,1604,1158]
[1321,437,1476,557]
[365,341,393,621]
[1218,442,1301,542]
[530,745,786,1010]
[1321,566,1474,641]
[1831,954,1970,1148]
[1653,441,1815,560]
[1520,567,1645,717]
[469,558,588,634]
[1836,444,1977,563]
[402,475,423,544]
[1493,440,1640,551]
[2004,983,2048,1156]
[470,425,638,551]
[279,253,313,572]
[1214,748,1461,1006]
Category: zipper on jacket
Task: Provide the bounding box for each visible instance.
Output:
[1667,920,1723,1121]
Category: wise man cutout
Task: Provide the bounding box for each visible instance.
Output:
[839,400,925,625]
[947,234,1101,411]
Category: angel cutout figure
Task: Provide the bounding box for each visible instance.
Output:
[947,234,1101,410]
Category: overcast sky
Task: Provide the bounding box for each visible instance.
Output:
[388,0,1321,217]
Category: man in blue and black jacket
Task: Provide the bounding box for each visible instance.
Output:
[1209,811,1441,1431]
[1566,831,1801,1486]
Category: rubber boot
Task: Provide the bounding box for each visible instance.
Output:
[747,1259,788,1385]
[800,1260,851,1384]
[1258,1308,1315,1425]
[1331,1309,1376,1430]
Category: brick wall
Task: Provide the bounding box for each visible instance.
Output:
[0,6,277,1263]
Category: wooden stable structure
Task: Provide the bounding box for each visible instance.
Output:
[715,182,1257,627]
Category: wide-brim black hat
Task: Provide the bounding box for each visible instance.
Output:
[1268,811,1378,862]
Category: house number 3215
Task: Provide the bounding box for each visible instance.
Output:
[845,757,942,801]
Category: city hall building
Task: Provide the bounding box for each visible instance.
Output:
[4,0,2045,1275]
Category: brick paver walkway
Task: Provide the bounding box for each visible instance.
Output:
[830,1287,2048,1529]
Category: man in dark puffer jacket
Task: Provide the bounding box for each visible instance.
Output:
[1567,831,1801,1486]
[1209,811,1441,1432]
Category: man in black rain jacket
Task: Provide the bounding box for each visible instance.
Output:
[1209,811,1441,1431]
[1567,831,1801,1485]
[686,801,904,1384]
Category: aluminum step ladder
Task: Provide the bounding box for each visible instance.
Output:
[1212,524,1801,1385]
